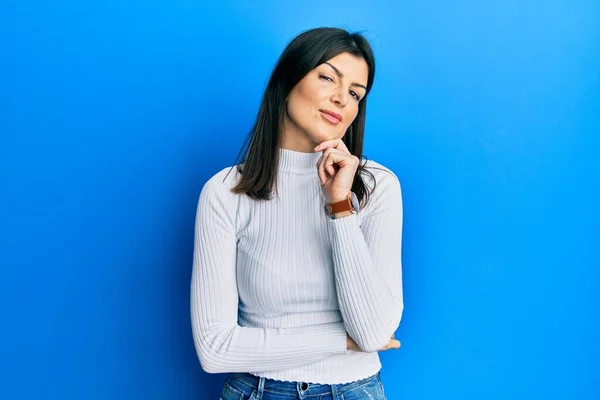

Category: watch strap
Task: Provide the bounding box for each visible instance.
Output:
[324,191,355,215]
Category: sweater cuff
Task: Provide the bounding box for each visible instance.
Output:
[314,322,349,355]
[326,212,366,259]
[327,212,360,231]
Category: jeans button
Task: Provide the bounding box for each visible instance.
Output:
[301,382,308,390]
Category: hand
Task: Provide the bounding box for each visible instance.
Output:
[346,333,401,352]
[314,139,360,204]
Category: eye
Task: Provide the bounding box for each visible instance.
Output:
[320,73,362,101]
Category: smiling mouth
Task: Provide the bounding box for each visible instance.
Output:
[320,111,341,125]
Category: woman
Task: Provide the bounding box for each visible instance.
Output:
[191,27,404,400]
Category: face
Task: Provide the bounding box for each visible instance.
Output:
[282,52,369,151]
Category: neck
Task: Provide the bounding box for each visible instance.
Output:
[280,113,318,153]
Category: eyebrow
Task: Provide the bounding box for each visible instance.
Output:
[324,62,367,91]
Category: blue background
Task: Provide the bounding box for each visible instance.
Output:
[1,1,598,399]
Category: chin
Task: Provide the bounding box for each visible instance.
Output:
[310,125,345,143]
[308,132,338,146]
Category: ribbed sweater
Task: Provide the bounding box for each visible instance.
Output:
[190,148,404,384]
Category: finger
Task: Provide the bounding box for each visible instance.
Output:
[325,155,336,178]
[323,152,341,178]
[314,138,351,154]
[318,138,350,154]
[380,341,399,351]
[324,150,357,172]
[316,154,326,185]
[321,146,346,158]
[317,153,339,185]
[318,148,345,184]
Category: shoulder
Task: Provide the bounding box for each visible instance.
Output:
[198,165,243,211]
[360,158,403,215]
[361,158,401,193]
[201,165,242,194]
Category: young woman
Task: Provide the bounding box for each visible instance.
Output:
[191,27,404,400]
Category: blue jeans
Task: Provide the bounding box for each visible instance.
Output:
[219,371,387,400]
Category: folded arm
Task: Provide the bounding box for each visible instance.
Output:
[327,168,404,352]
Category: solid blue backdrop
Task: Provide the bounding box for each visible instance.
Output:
[1,1,598,399]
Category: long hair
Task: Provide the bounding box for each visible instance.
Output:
[229,27,378,207]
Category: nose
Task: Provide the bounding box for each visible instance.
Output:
[330,88,348,107]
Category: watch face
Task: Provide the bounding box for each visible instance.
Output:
[350,192,360,213]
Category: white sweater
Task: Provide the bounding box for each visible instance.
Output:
[190,147,404,384]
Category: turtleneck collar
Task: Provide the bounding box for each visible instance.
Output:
[278,148,322,175]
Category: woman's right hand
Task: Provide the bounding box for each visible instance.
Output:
[346,333,401,352]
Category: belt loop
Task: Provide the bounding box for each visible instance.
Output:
[331,383,341,400]
[257,376,266,398]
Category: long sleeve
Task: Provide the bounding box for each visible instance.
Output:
[327,168,404,353]
[190,170,348,374]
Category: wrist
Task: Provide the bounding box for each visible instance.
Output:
[330,210,354,220]
[327,195,350,204]
[324,191,360,219]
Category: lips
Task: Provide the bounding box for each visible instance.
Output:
[320,109,342,125]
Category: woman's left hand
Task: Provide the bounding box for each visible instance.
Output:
[314,139,360,204]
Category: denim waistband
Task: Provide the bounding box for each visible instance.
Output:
[227,371,380,397]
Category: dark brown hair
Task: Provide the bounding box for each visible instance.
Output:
[228,27,378,207]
